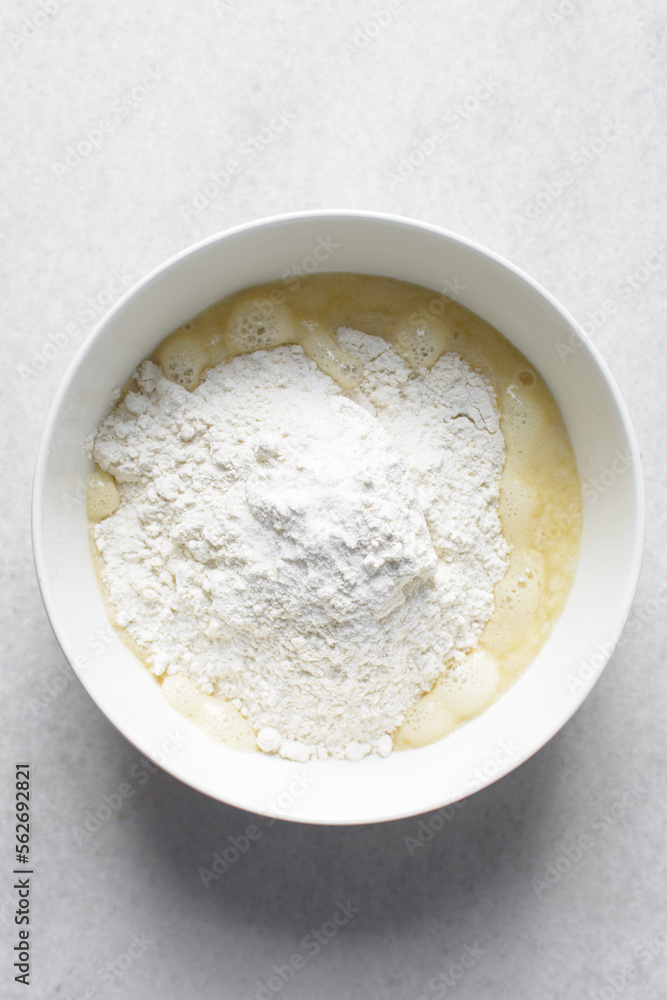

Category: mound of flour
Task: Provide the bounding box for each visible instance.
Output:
[90,334,508,760]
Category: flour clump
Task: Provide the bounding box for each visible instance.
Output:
[90,333,508,760]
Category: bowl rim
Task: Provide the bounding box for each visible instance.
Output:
[31,209,646,824]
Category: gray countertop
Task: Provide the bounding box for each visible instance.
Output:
[2,1,666,997]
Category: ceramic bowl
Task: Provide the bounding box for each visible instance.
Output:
[32,211,644,824]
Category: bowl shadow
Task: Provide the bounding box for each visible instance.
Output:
[118,726,566,939]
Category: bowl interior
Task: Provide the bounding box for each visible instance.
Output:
[33,213,643,824]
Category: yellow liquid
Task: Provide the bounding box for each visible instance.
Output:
[89,274,582,753]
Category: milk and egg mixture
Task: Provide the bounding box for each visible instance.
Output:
[86,274,581,761]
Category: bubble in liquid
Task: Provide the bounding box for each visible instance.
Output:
[161,673,206,715]
[482,548,546,655]
[225,298,297,354]
[299,321,364,389]
[87,468,120,522]
[157,329,210,391]
[393,686,459,749]
[436,650,500,719]
[161,673,257,752]
[191,698,257,752]
[499,475,541,541]
[501,385,548,454]
[395,312,450,369]
[518,370,535,386]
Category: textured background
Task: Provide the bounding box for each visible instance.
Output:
[2,1,666,998]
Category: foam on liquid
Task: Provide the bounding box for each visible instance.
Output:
[89,274,582,753]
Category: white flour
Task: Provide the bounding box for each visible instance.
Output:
[90,332,508,760]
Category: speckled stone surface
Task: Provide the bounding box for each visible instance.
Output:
[2,1,666,997]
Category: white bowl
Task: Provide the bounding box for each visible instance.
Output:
[32,211,644,824]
